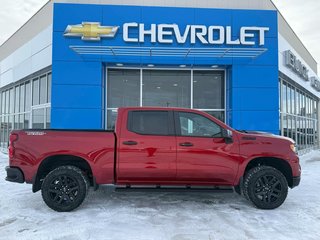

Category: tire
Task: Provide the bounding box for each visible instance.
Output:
[243,166,288,209]
[41,166,89,212]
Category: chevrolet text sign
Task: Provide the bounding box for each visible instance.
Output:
[65,22,269,46]
[123,23,269,46]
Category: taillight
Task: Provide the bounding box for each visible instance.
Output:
[8,133,18,158]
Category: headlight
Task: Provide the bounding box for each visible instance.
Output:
[290,144,297,153]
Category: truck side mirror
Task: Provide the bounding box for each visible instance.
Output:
[222,129,233,144]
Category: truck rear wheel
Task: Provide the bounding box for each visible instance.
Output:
[41,166,89,212]
[243,166,288,209]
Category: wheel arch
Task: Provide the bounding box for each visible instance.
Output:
[33,154,94,192]
[244,157,293,188]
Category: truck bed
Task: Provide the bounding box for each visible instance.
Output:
[11,129,116,184]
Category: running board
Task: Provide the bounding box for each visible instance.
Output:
[115,186,234,193]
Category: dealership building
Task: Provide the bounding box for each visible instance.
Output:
[0,0,320,153]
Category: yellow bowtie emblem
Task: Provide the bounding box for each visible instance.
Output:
[64,22,119,41]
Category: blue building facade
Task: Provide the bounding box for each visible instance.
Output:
[51,3,279,133]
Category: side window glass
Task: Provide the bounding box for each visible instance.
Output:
[129,111,170,135]
[178,112,222,137]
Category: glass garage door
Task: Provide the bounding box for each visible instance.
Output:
[106,68,225,130]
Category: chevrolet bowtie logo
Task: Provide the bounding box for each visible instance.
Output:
[64,22,119,41]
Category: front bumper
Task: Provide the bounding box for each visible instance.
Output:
[292,176,301,188]
[5,166,24,183]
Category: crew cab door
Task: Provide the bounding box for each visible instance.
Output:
[175,111,239,185]
[117,110,176,183]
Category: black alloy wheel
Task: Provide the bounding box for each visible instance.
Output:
[41,166,89,212]
[243,166,288,209]
[254,175,282,203]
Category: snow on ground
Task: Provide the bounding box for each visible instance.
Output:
[0,151,320,240]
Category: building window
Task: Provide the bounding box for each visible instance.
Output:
[32,108,45,129]
[48,73,52,103]
[106,68,225,130]
[40,75,47,105]
[107,69,140,108]
[20,84,25,112]
[0,70,52,150]
[142,70,190,108]
[32,78,40,106]
[279,78,318,151]
[15,86,20,113]
[193,71,224,110]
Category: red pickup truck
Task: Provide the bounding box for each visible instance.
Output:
[5,107,301,212]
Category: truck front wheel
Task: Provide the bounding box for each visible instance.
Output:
[243,166,288,209]
[41,166,89,212]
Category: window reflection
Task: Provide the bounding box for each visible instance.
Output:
[280,79,318,151]
[143,70,190,108]
[107,109,118,130]
[0,72,51,150]
[32,79,39,106]
[193,71,224,109]
[106,69,225,130]
[178,112,222,137]
[107,69,140,108]
[32,109,45,129]
[40,75,47,105]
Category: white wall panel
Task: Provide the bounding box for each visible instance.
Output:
[0,55,13,75]
[0,25,52,89]
[12,41,32,68]
[31,25,53,56]
[32,45,52,73]
[13,58,32,82]
[0,69,13,88]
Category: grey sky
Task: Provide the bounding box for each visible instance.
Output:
[272,0,320,72]
[0,0,319,72]
[0,0,48,45]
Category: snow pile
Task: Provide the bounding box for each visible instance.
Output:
[0,151,319,240]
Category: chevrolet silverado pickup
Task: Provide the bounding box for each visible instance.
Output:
[5,107,301,211]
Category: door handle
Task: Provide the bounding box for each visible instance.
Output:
[123,141,138,145]
[179,142,193,147]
